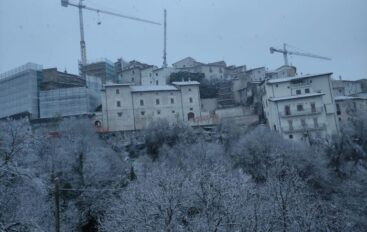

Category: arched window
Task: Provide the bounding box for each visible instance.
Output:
[187,112,195,121]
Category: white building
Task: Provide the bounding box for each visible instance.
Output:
[262,73,339,141]
[0,63,42,119]
[141,67,176,86]
[101,81,201,132]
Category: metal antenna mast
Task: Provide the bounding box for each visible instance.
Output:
[61,0,161,67]
[162,9,167,68]
[270,43,331,66]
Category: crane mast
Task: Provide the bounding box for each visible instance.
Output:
[162,9,167,68]
[270,43,331,66]
[61,0,161,71]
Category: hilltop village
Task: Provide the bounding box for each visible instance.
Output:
[1,57,366,142]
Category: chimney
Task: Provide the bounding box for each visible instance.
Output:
[339,75,342,80]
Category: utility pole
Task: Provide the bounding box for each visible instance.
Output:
[54,177,60,232]
[162,9,167,68]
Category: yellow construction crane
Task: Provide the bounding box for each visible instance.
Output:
[270,43,331,66]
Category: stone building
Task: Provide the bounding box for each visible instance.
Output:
[335,96,367,122]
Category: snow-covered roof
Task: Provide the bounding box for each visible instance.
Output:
[269,93,325,102]
[130,85,178,92]
[172,81,200,86]
[267,72,333,84]
[334,96,367,101]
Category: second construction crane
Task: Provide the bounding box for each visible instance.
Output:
[61,0,161,67]
[270,43,331,66]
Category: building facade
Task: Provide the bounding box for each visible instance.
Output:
[262,73,339,141]
[141,67,176,86]
[332,79,362,97]
[335,96,367,123]
[81,58,117,83]
[173,57,227,81]
[101,81,201,132]
[0,63,43,119]
[39,76,102,118]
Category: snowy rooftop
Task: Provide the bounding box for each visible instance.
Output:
[172,81,200,86]
[130,85,178,92]
[269,93,325,102]
[267,72,333,84]
[334,96,367,101]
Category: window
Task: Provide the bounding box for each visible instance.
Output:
[305,88,310,94]
[190,107,193,111]
[156,99,160,105]
[209,67,213,73]
[274,125,277,131]
[311,103,316,113]
[301,119,307,128]
[189,97,193,103]
[116,101,121,107]
[155,73,158,76]
[288,120,293,131]
[275,84,278,87]
[157,110,161,115]
[188,88,191,92]
[297,104,304,111]
[172,110,175,113]
[132,70,135,74]
[336,103,341,115]
[141,111,145,116]
[132,77,135,82]
[285,105,291,115]
[313,117,319,128]
[156,80,158,85]
[171,98,174,104]
[296,89,301,95]
[116,89,120,94]
[140,99,144,106]
[289,134,293,139]
[117,112,122,117]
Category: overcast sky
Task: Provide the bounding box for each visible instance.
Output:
[0,0,366,80]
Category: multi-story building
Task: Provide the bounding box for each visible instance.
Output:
[101,81,201,132]
[118,60,152,85]
[335,96,367,123]
[141,67,176,86]
[173,57,227,81]
[262,73,339,141]
[80,58,117,83]
[41,68,85,90]
[332,79,362,97]
[0,63,43,119]
[39,76,102,118]
[114,57,129,77]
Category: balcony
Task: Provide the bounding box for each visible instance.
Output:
[283,123,326,134]
[279,106,323,118]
